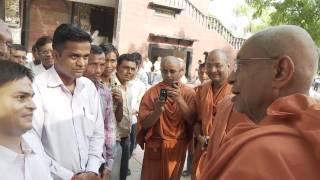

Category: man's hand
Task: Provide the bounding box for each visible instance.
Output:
[166,83,183,102]
[73,172,100,180]
[101,168,110,180]
[154,98,166,112]
[197,135,209,150]
[112,88,123,105]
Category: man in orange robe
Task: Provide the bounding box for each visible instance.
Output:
[137,56,196,180]
[200,25,320,180]
[191,49,232,180]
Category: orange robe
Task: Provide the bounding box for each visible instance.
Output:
[191,81,232,180]
[137,82,196,180]
[200,94,320,180]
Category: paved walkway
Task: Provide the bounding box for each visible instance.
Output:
[127,146,191,180]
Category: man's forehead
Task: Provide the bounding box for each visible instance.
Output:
[89,53,105,62]
[0,77,33,94]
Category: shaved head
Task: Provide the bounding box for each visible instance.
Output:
[229,25,319,122]
[161,56,185,84]
[206,49,230,86]
[0,19,13,59]
[207,49,229,64]
[161,56,184,69]
[244,25,318,93]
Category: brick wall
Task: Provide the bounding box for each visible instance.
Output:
[116,0,235,76]
[27,0,71,50]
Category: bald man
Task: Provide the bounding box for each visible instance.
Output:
[200,25,320,180]
[191,49,232,179]
[0,19,13,59]
[137,56,196,180]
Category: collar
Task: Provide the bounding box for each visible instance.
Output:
[0,136,34,165]
[262,93,319,125]
[46,67,85,91]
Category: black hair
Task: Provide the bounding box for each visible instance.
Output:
[90,45,104,55]
[117,53,137,66]
[131,52,142,66]
[10,44,26,51]
[0,60,33,87]
[199,63,206,69]
[52,24,92,53]
[32,45,36,53]
[100,43,119,58]
[34,36,52,50]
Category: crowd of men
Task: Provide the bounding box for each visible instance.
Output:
[1,17,320,180]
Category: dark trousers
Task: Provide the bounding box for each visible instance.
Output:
[186,149,192,172]
[120,137,130,180]
[129,123,137,157]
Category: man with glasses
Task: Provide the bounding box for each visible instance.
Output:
[200,25,320,180]
[191,49,233,180]
[0,19,13,59]
[26,36,54,76]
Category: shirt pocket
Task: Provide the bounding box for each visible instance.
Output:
[83,107,96,137]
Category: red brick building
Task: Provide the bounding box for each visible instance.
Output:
[1,0,245,76]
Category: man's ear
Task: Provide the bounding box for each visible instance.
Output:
[179,68,185,78]
[272,56,295,88]
[52,49,60,62]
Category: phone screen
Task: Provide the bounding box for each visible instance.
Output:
[159,89,167,101]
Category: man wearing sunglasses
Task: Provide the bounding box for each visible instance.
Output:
[200,25,320,180]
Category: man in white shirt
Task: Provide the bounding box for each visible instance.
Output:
[0,60,52,180]
[129,52,147,166]
[25,36,54,76]
[32,24,104,180]
[113,53,137,180]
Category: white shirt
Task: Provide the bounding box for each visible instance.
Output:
[130,78,147,124]
[0,133,52,180]
[143,60,152,73]
[137,68,149,86]
[154,60,161,73]
[32,67,104,178]
[114,75,134,138]
[25,61,47,76]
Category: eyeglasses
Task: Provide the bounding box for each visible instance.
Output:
[0,41,12,49]
[233,57,278,73]
[38,50,53,56]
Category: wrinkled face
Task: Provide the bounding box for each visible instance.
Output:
[103,52,117,77]
[0,29,13,59]
[206,53,229,84]
[116,60,137,83]
[0,77,36,136]
[10,49,27,65]
[54,41,91,81]
[84,53,106,81]
[161,61,183,84]
[228,42,275,118]
[198,67,209,83]
[38,43,54,69]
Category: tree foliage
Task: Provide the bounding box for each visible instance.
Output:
[245,0,320,46]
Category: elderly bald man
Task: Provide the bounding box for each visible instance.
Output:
[200,25,320,180]
[137,56,196,180]
[0,19,13,59]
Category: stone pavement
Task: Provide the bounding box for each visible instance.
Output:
[127,146,191,180]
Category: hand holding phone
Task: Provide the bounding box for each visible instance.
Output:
[159,88,167,101]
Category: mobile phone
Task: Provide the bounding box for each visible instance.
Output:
[159,88,167,101]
